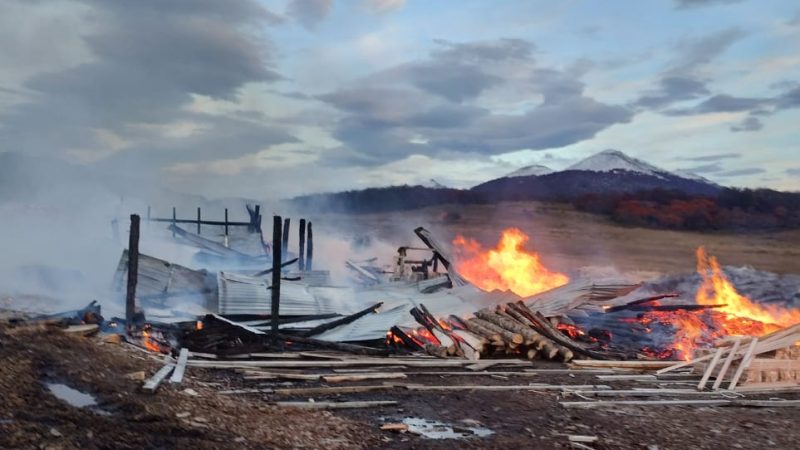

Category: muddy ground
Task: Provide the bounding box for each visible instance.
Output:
[1,320,798,450]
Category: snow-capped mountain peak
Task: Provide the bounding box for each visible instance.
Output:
[566,149,667,177]
[505,164,554,178]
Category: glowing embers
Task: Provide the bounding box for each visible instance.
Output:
[453,228,569,297]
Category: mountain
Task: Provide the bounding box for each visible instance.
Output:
[565,149,667,177]
[471,149,721,199]
[421,178,448,189]
[504,164,553,178]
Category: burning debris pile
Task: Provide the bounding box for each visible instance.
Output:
[12,207,800,396]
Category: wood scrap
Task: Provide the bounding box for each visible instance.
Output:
[143,363,176,392]
[169,348,189,384]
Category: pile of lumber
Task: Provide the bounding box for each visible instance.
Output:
[657,323,800,392]
[403,302,587,362]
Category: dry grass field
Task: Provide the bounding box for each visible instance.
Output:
[313,201,800,278]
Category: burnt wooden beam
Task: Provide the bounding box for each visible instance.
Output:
[306,221,313,271]
[299,302,383,338]
[224,208,229,236]
[298,219,306,271]
[281,218,290,262]
[253,257,298,277]
[271,215,282,335]
[126,214,140,331]
[196,207,201,234]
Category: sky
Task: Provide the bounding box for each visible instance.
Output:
[1,0,799,200]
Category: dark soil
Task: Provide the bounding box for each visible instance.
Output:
[0,322,376,449]
[2,320,798,449]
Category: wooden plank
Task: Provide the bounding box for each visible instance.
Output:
[561,399,731,408]
[728,338,759,391]
[405,384,611,392]
[569,389,730,397]
[321,373,407,383]
[656,353,715,375]
[242,371,322,381]
[273,385,396,396]
[571,360,676,370]
[697,347,724,390]
[143,363,175,392]
[331,366,407,373]
[170,348,190,384]
[188,359,498,369]
[711,338,742,391]
[273,400,397,410]
[596,375,657,381]
[63,324,99,336]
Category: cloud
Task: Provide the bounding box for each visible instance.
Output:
[789,10,800,27]
[633,28,745,111]
[287,0,332,30]
[731,116,763,132]
[318,38,632,166]
[674,0,746,9]
[715,168,766,177]
[685,162,724,173]
[666,94,768,115]
[362,0,406,14]
[681,153,741,162]
[671,28,746,71]
[634,75,710,109]
[0,0,287,172]
[786,168,800,176]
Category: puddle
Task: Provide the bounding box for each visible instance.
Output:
[45,383,111,415]
[400,417,494,439]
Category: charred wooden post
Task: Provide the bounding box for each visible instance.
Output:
[298,219,306,271]
[126,214,140,331]
[172,207,176,237]
[196,207,201,234]
[306,221,314,271]
[271,216,282,335]
[224,208,229,236]
[281,218,290,262]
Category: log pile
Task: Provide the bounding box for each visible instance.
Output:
[401,302,590,362]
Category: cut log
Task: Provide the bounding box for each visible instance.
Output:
[470,317,523,345]
[463,319,501,342]
[476,310,572,361]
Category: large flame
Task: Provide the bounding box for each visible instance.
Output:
[654,247,800,360]
[453,228,569,297]
[695,247,800,327]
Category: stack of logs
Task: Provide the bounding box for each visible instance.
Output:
[401,301,582,362]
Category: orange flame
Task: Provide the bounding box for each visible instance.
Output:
[196,320,204,330]
[695,247,800,327]
[659,247,800,360]
[453,228,569,297]
[141,329,161,353]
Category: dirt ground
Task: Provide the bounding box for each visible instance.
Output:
[2,321,799,450]
[312,201,800,277]
[0,322,376,450]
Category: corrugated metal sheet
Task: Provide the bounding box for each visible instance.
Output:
[112,250,216,308]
